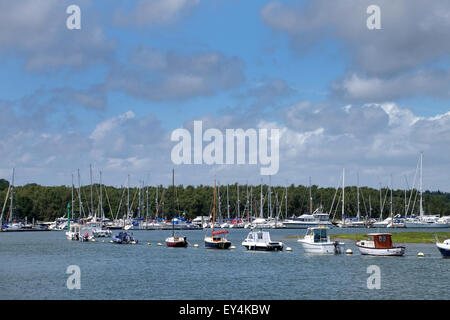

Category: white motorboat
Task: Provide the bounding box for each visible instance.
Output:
[92,227,112,237]
[242,228,283,251]
[436,239,450,258]
[283,210,334,229]
[66,223,81,241]
[404,216,449,228]
[297,226,345,254]
[356,233,405,256]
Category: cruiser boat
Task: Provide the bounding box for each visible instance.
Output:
[283,208,333,229]
[111,231,137,244]
[356,233,405,256]
[66,223,81,241]
[436,239,450,258]
[242,228,283,251]
[404,215,449,228]
[297,226,344,254]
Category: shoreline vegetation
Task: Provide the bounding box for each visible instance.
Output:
[1,177,450,222]
[285,232,450,243]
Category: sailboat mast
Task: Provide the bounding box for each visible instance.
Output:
[269,176,272,218]
[127,174,130,219]
[357,173,361,220]
[71,173,74,224]
[213,180,216,233]
[9,168,14,223]
[342,168,345,224]
[78,169,82,222]
[172,168,175,236]
[379,183,383,221]
[285,185,288,220]
[100,171,103,223]
[90,164,93,218]
[260,179,263,218]
[419,152,424,217]
[390,174,393,216]
[309,176,312,214]
[237,183,240,220]
[226,184,230,219]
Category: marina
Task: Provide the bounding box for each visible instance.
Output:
[0,227,449,300]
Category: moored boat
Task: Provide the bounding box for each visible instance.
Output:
[111,231,137,244]
[204,180,231,249]
[436,239,450,258]
[297,226,344,254]
[242,228,283,251]
[356,233,405,256]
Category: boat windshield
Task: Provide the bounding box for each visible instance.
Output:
[313,229,328,243]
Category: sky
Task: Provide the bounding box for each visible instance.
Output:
[1,0,450,191]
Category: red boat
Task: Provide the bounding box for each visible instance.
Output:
[165,235,188,247]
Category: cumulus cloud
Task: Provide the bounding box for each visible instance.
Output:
[106,47,245,101]
[0,0,114,71]
[261,0,450,102]
[114,0,200,26]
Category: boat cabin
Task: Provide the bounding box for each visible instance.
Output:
[359,233,393,249]
[305,226,330,243]
[245,229,272,243]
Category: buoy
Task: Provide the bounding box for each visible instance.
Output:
[193,244,199,248]
[91,239,96,242]
[147,242,151,246]
[157,243,163,246]
[102,240,105,243]
[109,240,113,243]
[286,247,292,252]
[418,252,424,257]
[346,249,353,254]
[230,246,236,250]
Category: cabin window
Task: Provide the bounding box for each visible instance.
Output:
[313,229,327,243]
[258,233,263,240]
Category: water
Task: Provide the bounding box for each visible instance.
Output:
[0,228,449,300]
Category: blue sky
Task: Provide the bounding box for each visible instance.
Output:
[1,0,450,192]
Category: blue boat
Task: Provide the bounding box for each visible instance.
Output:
[436,239,450,257]
[111,231,138,244]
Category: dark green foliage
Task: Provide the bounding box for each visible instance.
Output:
[1,182,450,222]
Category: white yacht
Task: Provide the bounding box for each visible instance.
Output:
[283,208,333,229]
[242,228,283,251]
[297,226,345,254]
[404,215,448,228]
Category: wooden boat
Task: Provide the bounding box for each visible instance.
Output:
[204,180,231,249]
[356,233,405,256]
[436,239,450,258]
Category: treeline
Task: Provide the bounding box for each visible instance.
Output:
[1,178,450,222]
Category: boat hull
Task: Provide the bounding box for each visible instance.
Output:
[283,222,334,229]
[436,243,450,257]
[242,242,283,251]
[404,222,448,228]
[205,238,231,249]
[299,241,345,254]
[166,237,188,247]
[356,245,405,256]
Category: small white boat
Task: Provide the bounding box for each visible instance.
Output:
[66,223,81,241]
[436,239,450,258]
[242,228,283,251]
[297,226,345,254]
[92,228,112,238]
[356,233,405,256]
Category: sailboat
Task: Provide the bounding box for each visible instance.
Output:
[204,180,232,249]
[91,171,112,238]
[165,169,188,247]
[404,153,449,228]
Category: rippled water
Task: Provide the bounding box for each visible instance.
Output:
[0,228,449,300]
